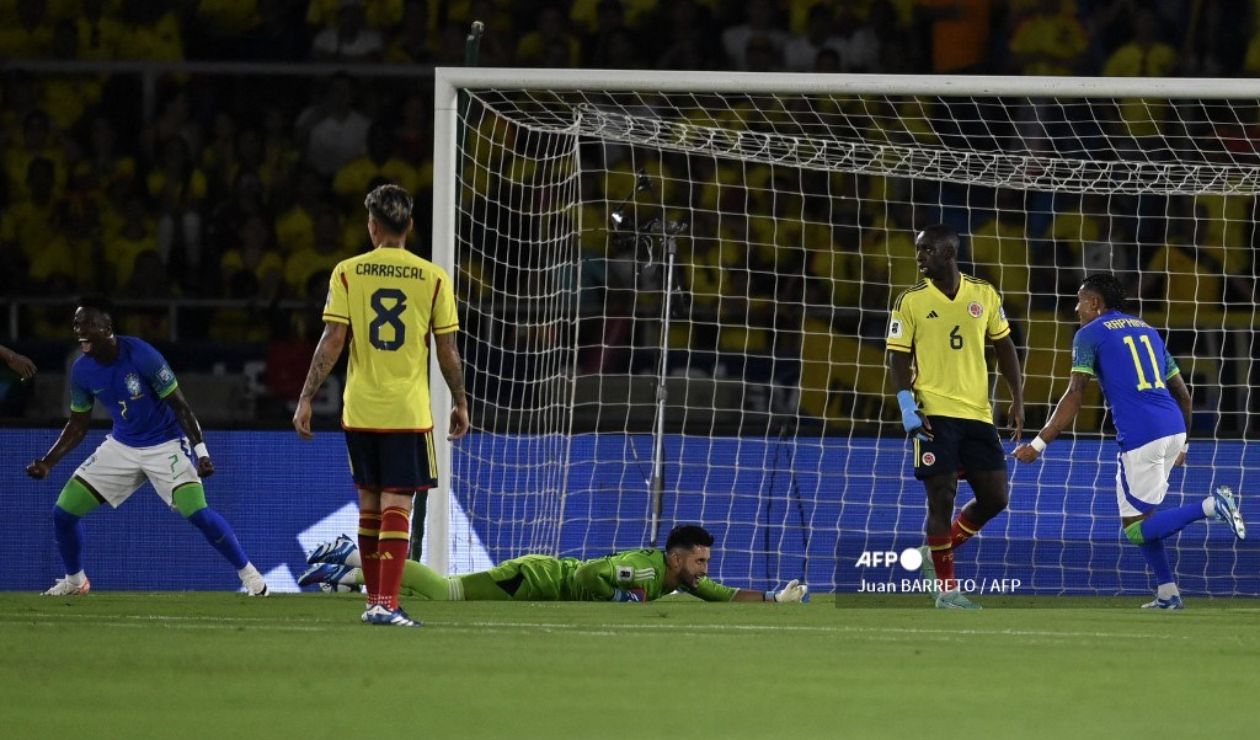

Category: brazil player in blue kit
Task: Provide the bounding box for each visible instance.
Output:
[25,297,269,596]
[1014,274,1245,609]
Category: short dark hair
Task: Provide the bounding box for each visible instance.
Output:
[664,524,714,552]
[77,294,115,318]
[364,183,413,235]
[915,223,959,254]
[1081,273,1126,310]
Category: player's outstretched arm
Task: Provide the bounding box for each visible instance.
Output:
[293,321,347,439]
[728,580,809,603]
[0,344,36,379]
[993,335,1025,442]
[434,332,470,440]
[26,410,91,479]
[1014,371,1090,463]
[163,388,214,477]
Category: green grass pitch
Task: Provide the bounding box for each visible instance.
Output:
[2,592,1257,740]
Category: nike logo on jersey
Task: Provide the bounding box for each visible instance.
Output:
[926,310,939,319]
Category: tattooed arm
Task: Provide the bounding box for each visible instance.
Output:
[292,322,348,439]
[434,332,470,440]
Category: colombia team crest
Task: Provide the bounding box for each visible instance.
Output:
[921,452,936,466]
[967,301,983,318]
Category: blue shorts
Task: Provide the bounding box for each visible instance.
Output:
[344,430,437,493]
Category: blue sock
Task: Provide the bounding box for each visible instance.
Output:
[52,506,85,574]
[1139,502,1207,541]
[187,508,250,570]
[1138,538,1175,586]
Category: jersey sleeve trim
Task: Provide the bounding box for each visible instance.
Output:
[69,401,94,412]
[156,380,179,399]
[321,312,350,325]
[1071,365,1096,376]
[1163,367,1181,380]
[886,342,912,353]
[986,327,1011,341]
[432,322,459,335]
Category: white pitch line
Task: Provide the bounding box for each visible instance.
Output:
[0,612,1222,642]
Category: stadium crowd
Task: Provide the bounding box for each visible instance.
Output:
[1,0,1258,427]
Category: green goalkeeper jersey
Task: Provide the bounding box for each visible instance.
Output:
[484,549,738,602]
[571,549,738,602]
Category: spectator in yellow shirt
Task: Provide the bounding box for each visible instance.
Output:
[75,0,124,60]
[0,0,53,57]
[283,205,354,297]
[118,0,184,61]
[1,158,69,278]
[102,196,158,291]
[6,109,66,202]
[306,0,402,31]
[220,214,284,302]
[1007,0,1088,75]
[275,167,325,256]
[42,21,103,132]
[1102,9,1177,141]
[332,123,422,206]
[517,5,580,66]
[968,193,1032,314]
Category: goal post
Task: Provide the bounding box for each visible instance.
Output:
[431,68,1258,595]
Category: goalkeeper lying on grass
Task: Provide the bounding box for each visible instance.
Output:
[300,524,808,603]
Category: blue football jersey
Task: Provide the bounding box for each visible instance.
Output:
[69,336,183,447]
[1071,310,1185,451]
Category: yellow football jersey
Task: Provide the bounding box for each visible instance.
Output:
[323,246,458,431]
[886,274,1011,423]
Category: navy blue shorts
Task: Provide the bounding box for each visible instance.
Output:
[344,430,438,493]
[912,416,1004,480]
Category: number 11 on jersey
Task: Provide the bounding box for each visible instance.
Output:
[1122,334,1164,391]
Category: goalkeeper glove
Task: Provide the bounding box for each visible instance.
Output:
[896,390,931,441]
[765,579,808,603]
[611,588,645,603]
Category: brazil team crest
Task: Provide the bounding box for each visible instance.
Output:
[124,373,144,399]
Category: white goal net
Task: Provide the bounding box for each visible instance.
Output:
[434,70,1258,596]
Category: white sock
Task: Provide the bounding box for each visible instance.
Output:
[237,563,261,583]
[1157,582,1180,600]
[67,570,87,586]
[1202,497,1216,518]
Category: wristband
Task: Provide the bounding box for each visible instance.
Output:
[1030,436,1047,453]
[764,589,776,602]
[193,442,209,459]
